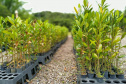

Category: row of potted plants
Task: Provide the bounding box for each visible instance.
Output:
[0,16,68,72]
[72,0,126,82]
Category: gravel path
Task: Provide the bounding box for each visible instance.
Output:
[29,36,77,84]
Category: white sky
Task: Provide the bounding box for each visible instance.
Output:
[21,0,126,13]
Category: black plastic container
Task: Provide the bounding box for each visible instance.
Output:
[87,73,94,78]
[101,71,109,79]
[81,74,87,78]
[109,74,116,79]
[116,74,124,79]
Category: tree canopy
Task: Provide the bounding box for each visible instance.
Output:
[0,0,25,14]
[33,11,75,31]
[0,4,11,17]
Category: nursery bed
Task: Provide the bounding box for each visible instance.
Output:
[74,36,126,84]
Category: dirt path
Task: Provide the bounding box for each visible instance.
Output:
[29,36,77,84]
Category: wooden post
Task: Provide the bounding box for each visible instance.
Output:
[15,10,18,18]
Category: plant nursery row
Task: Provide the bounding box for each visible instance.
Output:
[0,16,68,84]
[72,0,126,84]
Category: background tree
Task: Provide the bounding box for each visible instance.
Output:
[33,11,74,31]
[0,0,25,14]
[0,4,11,17]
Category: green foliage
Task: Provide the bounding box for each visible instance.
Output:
[72,0,126,77]
[33,11,74,31]
[0,16,68,68]
[0,0,33,20]
[0,4,11,17]
[0,0,25,14]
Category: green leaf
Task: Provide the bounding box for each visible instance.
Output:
[9,52,13,54]
[121,32,126,39]
[88,28,92,32]
[105,47,111,52]
[86,56,90,60]
[116,15,123,23]
[111,52,118,58]
[78,4,81,8]
[3,30,11,35]
[102,39,111,43]
[84,13,88,19]
[75,20,80,26]
[9,47,13,50]
[92,53,98,59]
[96,12,99,21]
[118,55,125,58]
[115,10,119,16]
[97,44,102,53]
[113,37,121,44]
[83,0,88,7]
[7,16,15,25]
[90,40,96,46]
[122,45,126,48]
[99,55,103,59]
[83,42,87,47]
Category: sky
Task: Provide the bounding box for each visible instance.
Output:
[21,0,126,13]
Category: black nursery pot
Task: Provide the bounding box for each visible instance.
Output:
[16,68,22,73]
[81,74,87,78]
[88,73,94,78]
[5,68,11,73]
[116,74,124,79]
[109,74,116,79]
[0,65,6,70]
[101,71,109,79]
[11,68,17,73]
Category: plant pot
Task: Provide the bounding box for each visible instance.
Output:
[11,68,17,73]
[96,77,104,83]
[101,71,109,79]
[17,68,22,73]
[0,65,5,70]
[116,74,124,79]
[81,73,87,78]
[22,66,25,71]
[88,72,94,78]
[109,74,116,79]
[25,63,29,68]
[5,68,11,73]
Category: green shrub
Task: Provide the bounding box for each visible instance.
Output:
[72,0,126,77]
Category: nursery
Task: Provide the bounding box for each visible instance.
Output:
[72,0,126,83]
[0,16,68,73]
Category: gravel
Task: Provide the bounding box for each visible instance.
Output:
[29,35,77,84]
